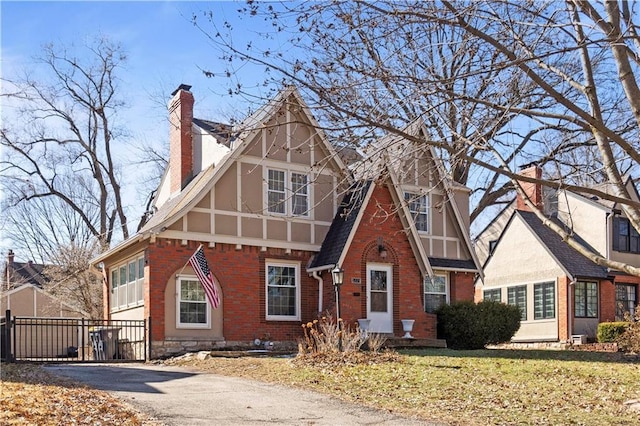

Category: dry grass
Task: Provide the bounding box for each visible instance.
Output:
[0,363,160,425]
[165,348,640,426]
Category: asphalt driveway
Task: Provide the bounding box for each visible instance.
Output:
[45,363,436,425]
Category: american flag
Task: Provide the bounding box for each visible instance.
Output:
[188,245,220,309]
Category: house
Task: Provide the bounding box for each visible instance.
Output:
[92,84,480,358]
[476,165,640,342]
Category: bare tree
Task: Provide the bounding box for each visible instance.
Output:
[1,37,131,258]
[192,0,640,276]
[43,242,103,319]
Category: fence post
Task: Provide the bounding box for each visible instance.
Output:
[5,309,14,362]
[147,316,151,362]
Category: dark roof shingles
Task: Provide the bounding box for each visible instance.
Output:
[518,210,609,279]
[308,181,371,269]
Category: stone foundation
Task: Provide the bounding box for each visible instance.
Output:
[150,339,298,359]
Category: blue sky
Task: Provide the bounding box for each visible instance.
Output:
[1,1,281,258]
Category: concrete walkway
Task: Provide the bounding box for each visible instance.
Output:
[45,363,437,425]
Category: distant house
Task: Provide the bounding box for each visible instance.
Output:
[1,249,81,318]
[476,166,640,342]
[92,85,481,358]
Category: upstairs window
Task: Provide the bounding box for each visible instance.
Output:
[613,217,640,253]
[291,173,308,215]
[404,192,429,232]
[267,169,286,214]
[267,169,309,216]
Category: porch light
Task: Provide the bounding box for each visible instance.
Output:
[331,265,344,351]
[331,266,344,288]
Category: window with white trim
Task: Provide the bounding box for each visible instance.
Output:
[508,285,527,320]
[534,282,555,320]
[109,254,145,312]
[267,169,309,216]
[424,274,448,313]
[404,192,429,232]
[291,172,308,215]
[266,262,300,320]
[267,169,286,214]
[176,276,210,328]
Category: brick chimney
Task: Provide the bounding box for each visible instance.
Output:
[8,249,14,265]
[516,165,544,211]
[169,84,195,193]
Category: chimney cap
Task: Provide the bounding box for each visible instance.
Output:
[171,84,192,96]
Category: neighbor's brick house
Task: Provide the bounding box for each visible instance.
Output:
[93,85,480,358]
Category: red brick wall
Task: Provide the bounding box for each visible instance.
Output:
[558,276,569,341]
[169,88,194,193]
[600,279,616,323]
[146,239,318,343]
[330,182,475,339]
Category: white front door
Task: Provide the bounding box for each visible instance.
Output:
[366,264,393,333]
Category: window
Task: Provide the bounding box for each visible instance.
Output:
[484,288,501,302]
[267,169,309,216]
[291,173,308,215]
[534,282,555,320]
[574,281,598,318]
[267,169,286,214]
[613,217,640,253]
[616,284,637,320]
[488,240,498,254]
[424,274,448,313]
[508,285,527,320]
[177,277,210,328]
[266,262,300,320]
[405,192,429,232]
[109,254,145,312]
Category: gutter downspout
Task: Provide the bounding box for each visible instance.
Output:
[568,276,576,341]
[312,270,323,315]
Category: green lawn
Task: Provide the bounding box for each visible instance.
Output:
[175,348,640,425]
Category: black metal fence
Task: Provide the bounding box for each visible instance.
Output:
[2,310,147,363]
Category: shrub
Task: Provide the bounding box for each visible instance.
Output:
[597,322,629,343]
[436,300,521,350]
[617,311,640,353]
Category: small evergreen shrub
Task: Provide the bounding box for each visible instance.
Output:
[436,300,521,350]
[597,322,629,343]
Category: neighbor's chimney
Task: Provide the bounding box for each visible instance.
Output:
[169,84,195,193]
[7,249,14,265]
[516,165,543,211]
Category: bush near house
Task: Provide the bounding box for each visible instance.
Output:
[436,300,521,349]
[617,311,640,353]
[597,322,629,343]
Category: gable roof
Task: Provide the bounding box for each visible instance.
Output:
[94,86,349,264]
[515,210,609,280]
[4,260,50,289]
[308,180,372,271]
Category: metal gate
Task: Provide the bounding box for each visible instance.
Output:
[2,310,148,363]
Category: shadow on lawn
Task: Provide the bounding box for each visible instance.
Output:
[400,347,638,363]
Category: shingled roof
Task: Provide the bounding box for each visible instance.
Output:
[308,180,372,270]
[517,210,609,279]
[3,251,50,290]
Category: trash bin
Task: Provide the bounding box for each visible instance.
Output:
[90,327,121,360]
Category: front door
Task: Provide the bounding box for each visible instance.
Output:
[366,264,393,333]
